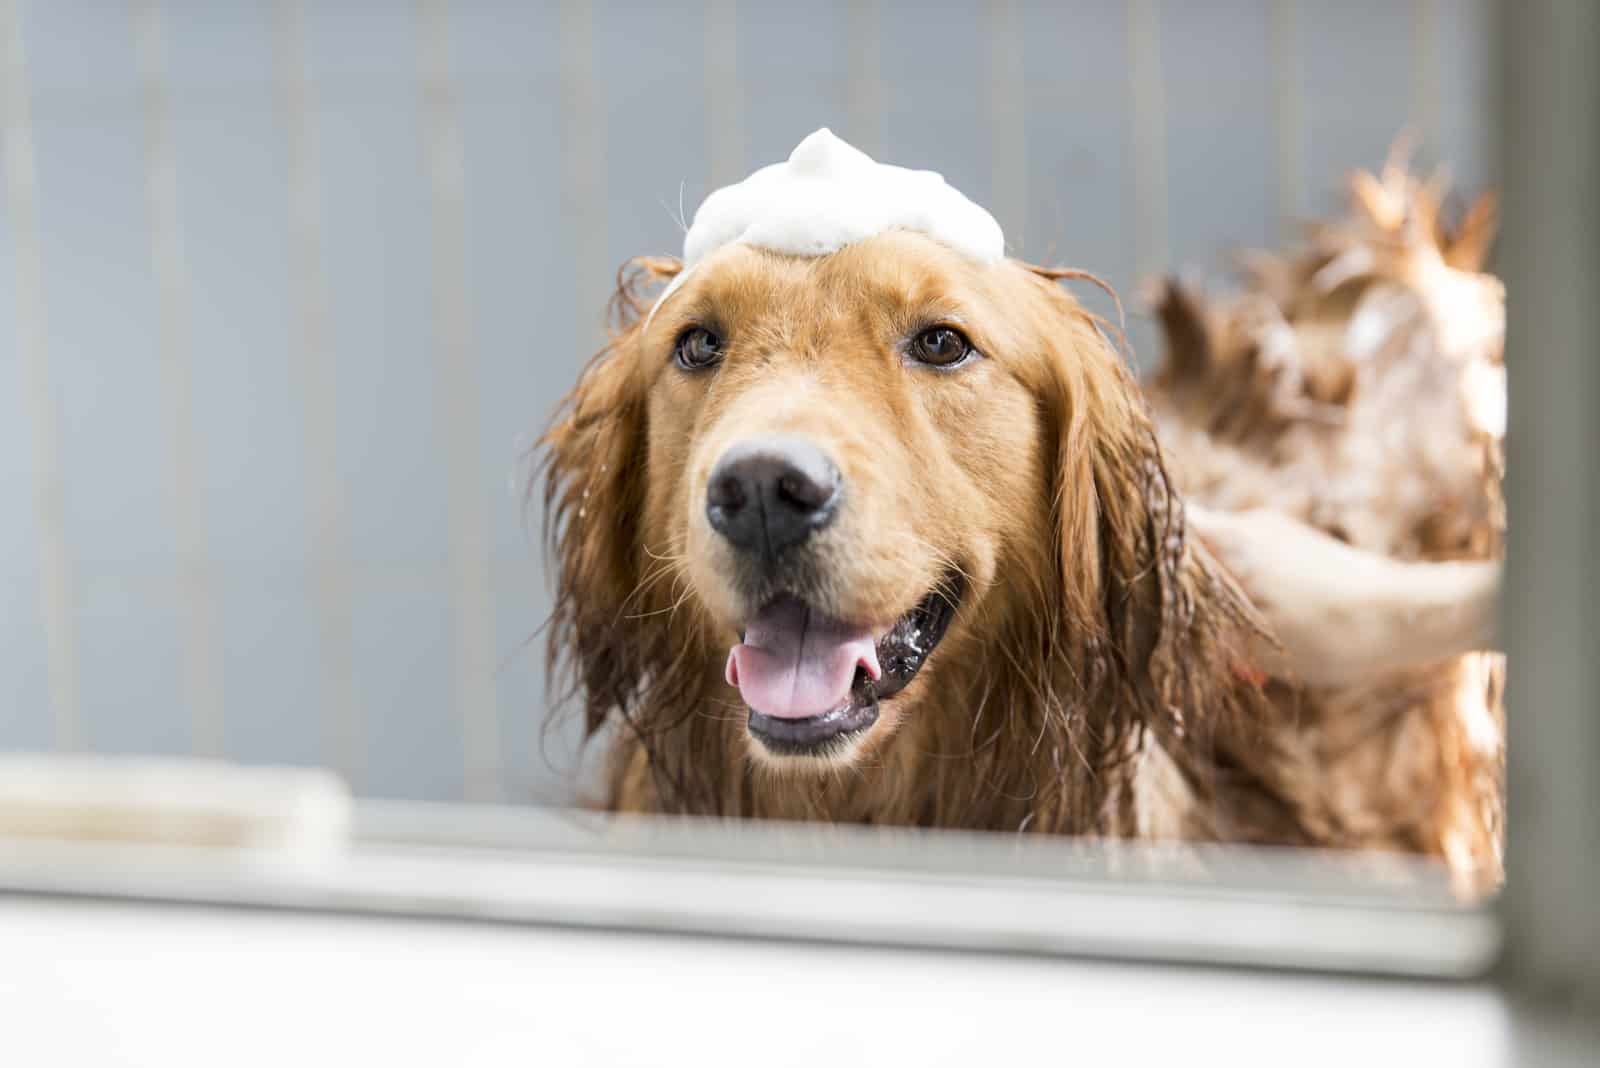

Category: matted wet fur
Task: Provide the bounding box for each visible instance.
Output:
[538,155,1504,891]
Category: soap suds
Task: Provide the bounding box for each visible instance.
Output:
[651,128,1004,318]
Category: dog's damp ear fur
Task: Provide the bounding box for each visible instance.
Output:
[1020,263,1302,839]
[538,256,681,740]
[1025,268,1274,685]
[1023,264,1175,677]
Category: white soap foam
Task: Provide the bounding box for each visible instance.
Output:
[650,128,1005,318]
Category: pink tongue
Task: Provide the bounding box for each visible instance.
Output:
[725,599,881,720]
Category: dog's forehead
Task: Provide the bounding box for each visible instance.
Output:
[689,232,1001,323]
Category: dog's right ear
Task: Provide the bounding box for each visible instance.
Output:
[539,256,681,736]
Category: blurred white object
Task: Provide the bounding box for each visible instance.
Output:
[0,754,350,855]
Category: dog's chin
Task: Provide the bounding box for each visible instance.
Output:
[741,574,964,768]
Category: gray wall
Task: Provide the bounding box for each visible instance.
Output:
[0,1,1495,803]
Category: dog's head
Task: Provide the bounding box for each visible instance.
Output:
[542,227,1233,807]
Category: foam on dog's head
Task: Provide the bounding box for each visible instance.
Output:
[650,128,1004,318]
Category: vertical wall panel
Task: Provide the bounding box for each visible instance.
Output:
[0,299,52,750]
[163,8,325,768]
[165,9,305,568]
[302,7,460,798]
[0,3,51,750]
[1296,1,1416,215]
[24,0,166,571]
[596,3,712,284]
[23,6,189,754]
[0,586,53,751]
[449,1,568,801]
[349,576,462,801]
[736,0,852,177]
[1018,1,1140,359]
[1158,0,1276,276]
[302,8,448,566]
[880,2,992,233]
[1434,0,1495,196]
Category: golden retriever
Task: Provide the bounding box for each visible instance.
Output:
[539,155,1505,891]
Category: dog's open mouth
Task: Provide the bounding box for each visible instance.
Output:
[725,575,964,756]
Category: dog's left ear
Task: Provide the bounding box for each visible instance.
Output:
[1026,266,1294,835]
[1026,265,1256,688]
[539,256,681,736]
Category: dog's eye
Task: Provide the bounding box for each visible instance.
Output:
[909,326,976,368]
[673,327,724,371]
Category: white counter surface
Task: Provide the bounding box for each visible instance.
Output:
[0,895,1517,1068]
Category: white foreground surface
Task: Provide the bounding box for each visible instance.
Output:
[0,896,1510,1068]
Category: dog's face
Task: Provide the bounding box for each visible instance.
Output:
[633,231,1069,768]
[545,227,1167,803]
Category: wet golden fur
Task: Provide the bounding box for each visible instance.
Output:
[539,160,1504,885]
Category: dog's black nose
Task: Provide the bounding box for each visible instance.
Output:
[706,436,841,558]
